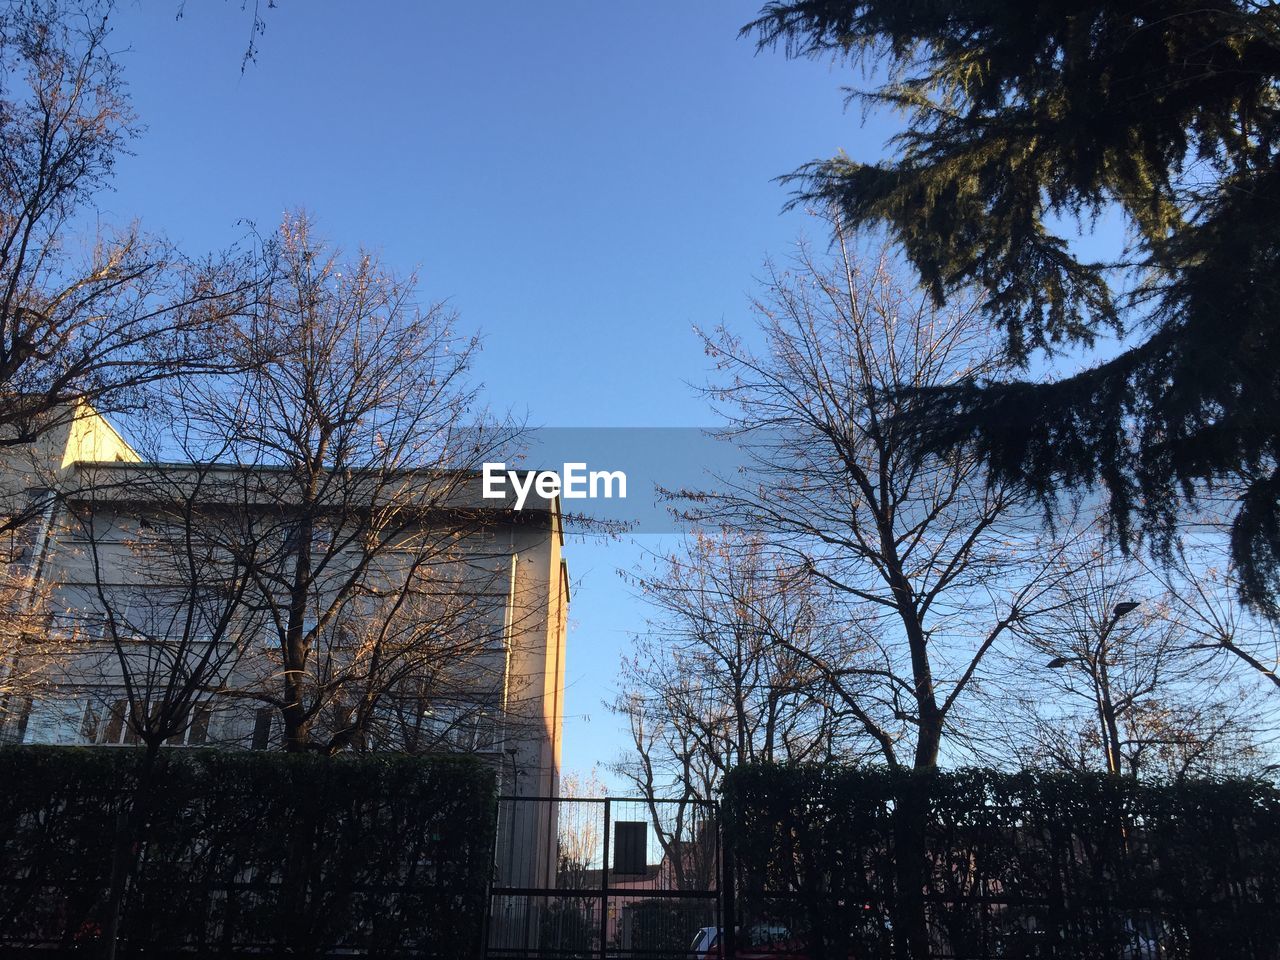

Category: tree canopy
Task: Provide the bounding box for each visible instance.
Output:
[745,1,1280,613]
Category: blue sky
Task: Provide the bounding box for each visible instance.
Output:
[100,1,906,785]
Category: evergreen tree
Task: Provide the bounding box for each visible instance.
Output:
[745,1,1280,612]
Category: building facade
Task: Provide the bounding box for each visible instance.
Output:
[0,403,568,887]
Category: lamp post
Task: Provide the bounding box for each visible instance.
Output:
[1048,600,1140,775]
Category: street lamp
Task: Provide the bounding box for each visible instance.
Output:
[1046,600,1141,774]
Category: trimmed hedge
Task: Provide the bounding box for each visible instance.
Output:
[723,764,1280,960]
[0,746,496,958]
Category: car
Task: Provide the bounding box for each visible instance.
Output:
[994,915,1167,959]
[690,924,794,959]
[690,926,720,959]
[1119,916,1166,959]
[691,924,881,960]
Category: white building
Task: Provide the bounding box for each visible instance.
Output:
[0,403,569,887]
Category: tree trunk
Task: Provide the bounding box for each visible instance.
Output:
[892,577,940,956]
[893,775,932,960]
[282,512,315,752]
[913,708,943,771]
[282,674,311,751]
[102,745,162,960]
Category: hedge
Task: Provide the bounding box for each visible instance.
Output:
[0,746,496,958]
[723,764,1280,960]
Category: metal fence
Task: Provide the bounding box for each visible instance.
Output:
[486,796,719,960]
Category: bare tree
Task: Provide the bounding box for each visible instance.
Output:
[616,529,857,790]
[613,528,857,889]
[994,540,1268,779]
[0,1,254,471]
[0,514,56,728]
[555,768,606,889]
[0,0,254,762]
[1148,527,1280,699]
[667,222,1098,953]
[14,208,530,955]
[56,465,270,754]
[25,454,276,960]
[177,0,279,71]
[161,211,524,755]
[680,218,1075,774]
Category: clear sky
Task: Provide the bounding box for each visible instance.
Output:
[100,1,905,786]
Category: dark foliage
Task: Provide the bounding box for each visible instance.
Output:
[744,1,1280,613]
[0,746,495,958]
[723,762,1280,959]
[538,899,594,958]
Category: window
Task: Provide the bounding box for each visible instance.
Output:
[261,613,318,650]
[251,707,274,750]
[422,703,496,751]
[92,698,214,747]
[0,695,30,743]
[166,703,213,746]
[80,702,101,742]
[100,699,132,744]
[0,489,55,565]
[18,699,90,745]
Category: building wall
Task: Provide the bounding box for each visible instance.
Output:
[0,406,568,887]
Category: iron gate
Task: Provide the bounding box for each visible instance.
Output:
[485,796,721,959]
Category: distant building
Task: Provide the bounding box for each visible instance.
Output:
[0,402,569,888]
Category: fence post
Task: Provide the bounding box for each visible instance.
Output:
[720,800,736,960]
[600,798,611,960]
[478,796,499,960]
